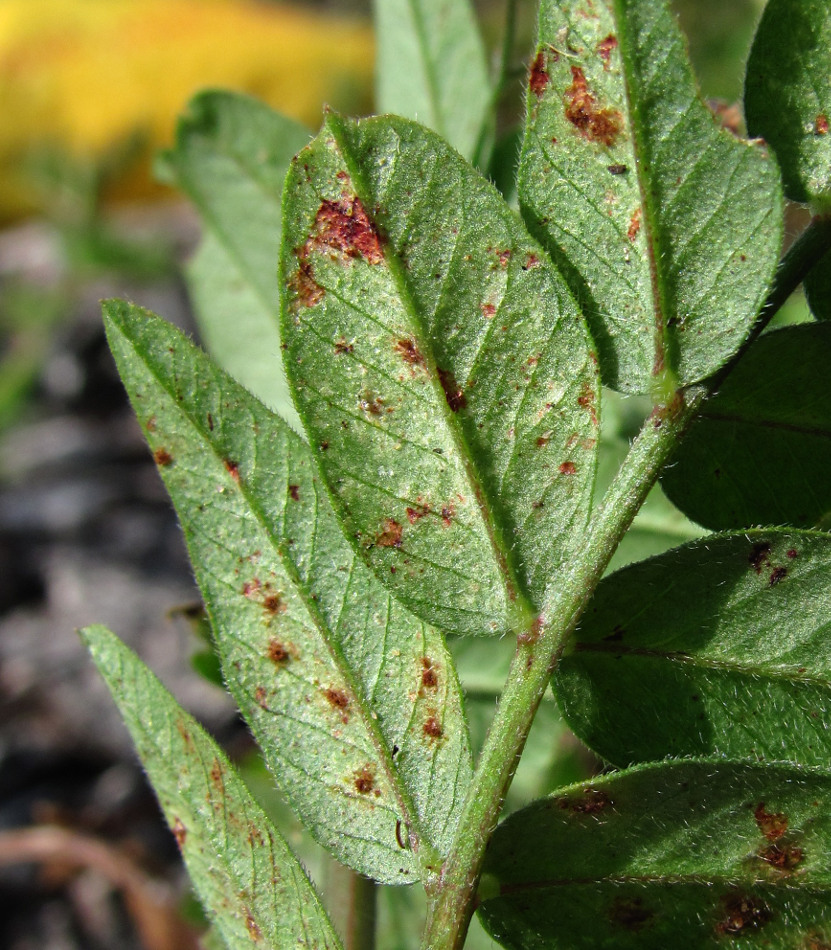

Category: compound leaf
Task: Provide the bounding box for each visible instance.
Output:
[745,0,831,208]
[480,760,831,949]
[103,299,472,885]
[519,0,782,393]
[373,0,491,161]
[555,529,831,767]
[661,324,831,531]
[280,114,599,638]
[159,90,309,421]
[81,624,343,950]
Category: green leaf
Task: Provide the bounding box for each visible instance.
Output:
[745,0,831,208]
[554,529,831,767]
[81,625,343,950]
[661,324,831,531]
[279,114,599,638]
[159,90,309,422]
[518,0,782,394]
[805,249,831,321]
[373,0,492,161]
[480,759,831,950]
[102,300,472,885]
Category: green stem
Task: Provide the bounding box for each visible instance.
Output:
[419,212,831,950]
[326,863,377,950]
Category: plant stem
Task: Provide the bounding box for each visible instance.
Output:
[419,211,831,950]
[326,863,377,950]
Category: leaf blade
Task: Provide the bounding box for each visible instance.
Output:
[81,624,343,950]
[519,0,782,393]
[280,114,599,637]
[103,299,472,885]
[555,529,831,767]
[481,760,831,949]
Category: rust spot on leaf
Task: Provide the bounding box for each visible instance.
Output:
[529,50,550,97]
[769,566,787,587]
[481,302,497,318]
[759,842,804,871]
[557,787,610,814]
[421,657,438,690]
[716,893,772,935]
[816,114,829,135]
[608,163,627,175]
[290,259,325,308]
[334,338,354,355]
[171,818,187,847]
[406,504,430,524]
[610,897,653,932]
[255,685,268,708]
[353,765,376,795]
[324,687,349,711]
[153,447,174,467]
[627,207,642,242]
[395,337,426,368]
[564,66,623,146]
[787,548,798,559]
[262,592,286,614]
[267,639,291,665]
[376,519,403,548]
[288,484,300,501]
[245,913,262,942]
[209,759,223,788]
[559,461,577,475]
[749,542,772,574]
[438,368,467,411]
[423,716,443,740]
[523,253,541,270]
[755,802,788,840]
[310,194,384,264]
[440,504,455,527]
[577,383,598,426]
[146,416,157,432]
[359,391,386,415]
[224,459,240,482]
[597,34,618,68]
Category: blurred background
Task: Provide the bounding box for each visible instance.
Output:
[0,1,793,948]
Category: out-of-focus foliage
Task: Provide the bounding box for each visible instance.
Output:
[0,0,373,221]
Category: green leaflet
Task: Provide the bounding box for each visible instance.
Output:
[81,625,343,950]
[661,324,831,531]
[373,0,491,162]
[518,0,782,394]
[480,760,831,949]
[102,300,472,885]
[158,90,309,423]
[554,529,831,767]
[745,0,831,208]
[280,114,599,638]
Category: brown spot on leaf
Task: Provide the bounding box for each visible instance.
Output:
[423,716,443,740]
[262,592,286,614]
[523,253,541,270]
[421,657,438,690]
[529,50,550,97]
[288,484,300,501]
[749,542,772,574]
[153,447,174,467]
[290,259,325,308]
[209,759,223,788]
[406,504,430,524]
[243,578,261,597]
[608,163,627,175]
[324,687,349,711]
[353,765,376,795]
[359,391,385,415]
[716,893,772,935]
[755,802,788,841]
[245,913,262,941]
[376,519,403,547]
[536,435,550,447]
[497,249,512,267]
[759,842,804,871]
[171,818,187,847]
[577,383,598,426]
[610,897,652,932]
[564,66,623,146]
[394,337,426,368]
[224,459,240,482]
[627,207,642,242]
[440,504,455,527]
[146,416,157,432]
[597,34,618,68]
[481,303,497,318]
[438,368,467,411]
[309,194,384,264]
[267,639,291,665]
[559,461,577,475]
[769,566,787,587]
[787,548,798,559]
[557,787,611,814]
[816,114,829,135]
[334,338,354,355]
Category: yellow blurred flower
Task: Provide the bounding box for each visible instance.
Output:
[0,0,374,220]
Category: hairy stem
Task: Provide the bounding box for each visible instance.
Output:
[419,212,831,950]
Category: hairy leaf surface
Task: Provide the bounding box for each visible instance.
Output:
[82,625,343,950]
[661,325,831,530]
[745,0,831,207]
[480,760,831,949]
[103,300,472,885]
[373,0,491,161]
[555,530,831,766]
[280,114,598,637]
[158,90,308,421]
[519,0,782,393]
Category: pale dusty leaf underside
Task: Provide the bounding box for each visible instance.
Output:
[481,760,831,949]
[82,625,343,950]
[555,529,831,767]
[519,0,782,393]
[103,301,472,885]
[280,114,599,638]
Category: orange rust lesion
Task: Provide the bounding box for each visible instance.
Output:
[376,518,403,548]
[309,194,384,264]
[153,447,174,467]
[754,802,788,841]
[529,49,551,97]
[564,65,623,147]
[596,34,618,69]
[627,207,642,243]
